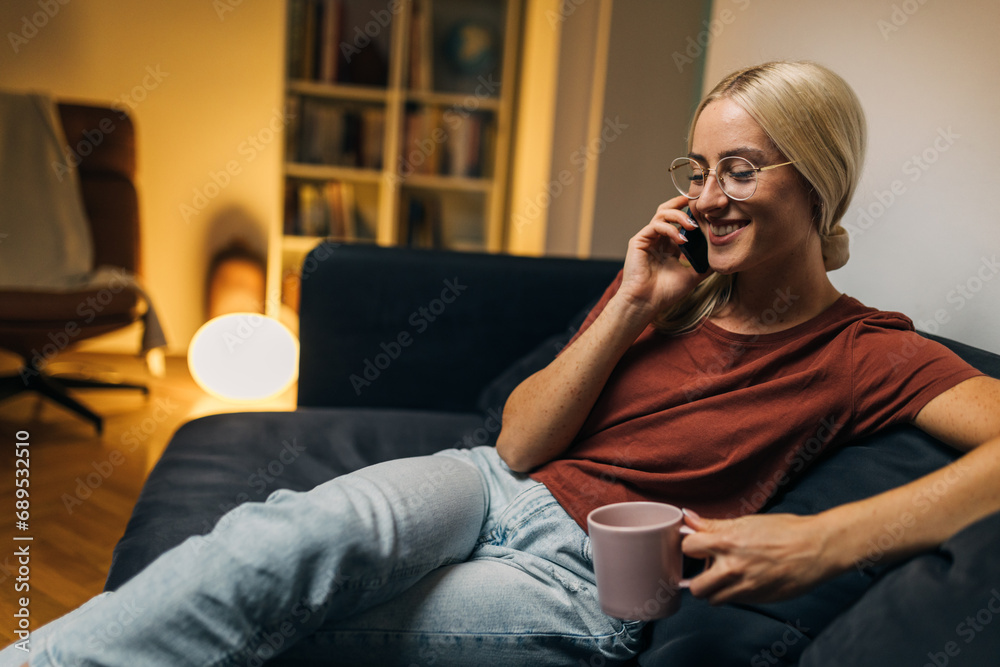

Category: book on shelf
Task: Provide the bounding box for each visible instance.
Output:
[285,181,360,240]
[298,98,347,165]
[297,183,328,237]
[325,180,358,240]
[402,190,443,249]
[408,0,433,91]
[286,0,389,86]
[283,185,299,236]
[475,111,496,178]
[444,112,486,178]
[286,0,343,83]
[296,99,384,169]
[400,107,490,178]
[318,0,343,84]
[287,0,327,81]
[402,106,445,175]
[400,189,487,251]
[286,0,310,81]
[360,107,385,170]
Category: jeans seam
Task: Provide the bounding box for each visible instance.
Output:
[341,555,470,591]
[311,627,630,641]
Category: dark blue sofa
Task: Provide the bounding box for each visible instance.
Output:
[106,243,1000,665]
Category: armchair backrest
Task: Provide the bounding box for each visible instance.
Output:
[56,103,140,274]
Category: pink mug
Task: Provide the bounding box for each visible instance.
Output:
[587,501,694,620]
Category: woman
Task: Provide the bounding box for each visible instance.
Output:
[7,61,1000,667]
[503,60,999,610]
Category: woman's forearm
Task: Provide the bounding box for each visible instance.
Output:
[820,434,1000,575]
[681,380,1000,606]
[495,294,655,472]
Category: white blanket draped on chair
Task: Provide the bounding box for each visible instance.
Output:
[0,89,166,352]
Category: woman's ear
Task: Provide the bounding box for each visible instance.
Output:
[809,190,825,227]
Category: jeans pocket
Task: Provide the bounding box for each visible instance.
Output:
[492,484,559,542]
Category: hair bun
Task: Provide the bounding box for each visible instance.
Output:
[822,223,850,271]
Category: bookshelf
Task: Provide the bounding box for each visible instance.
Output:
[278,0,521,304]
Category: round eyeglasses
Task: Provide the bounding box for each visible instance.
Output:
[669,156,796,201]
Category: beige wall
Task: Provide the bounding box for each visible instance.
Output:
[587,0,709,259]
[511,0,711,259]
[542,0,606,257]
[0,0,285,354]
[702,0,1000,354]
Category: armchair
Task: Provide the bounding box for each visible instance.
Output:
[0,102,148,433]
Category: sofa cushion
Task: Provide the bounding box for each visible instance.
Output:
[799,510,1000,667]
[475,297,596,414]
[639,425,964,666]
[105,408,489,591]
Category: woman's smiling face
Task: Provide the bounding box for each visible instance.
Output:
[689,98,818,276]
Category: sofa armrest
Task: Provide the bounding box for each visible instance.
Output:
[297,243,621,411]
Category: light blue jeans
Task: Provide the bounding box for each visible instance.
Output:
[3,447,644,666]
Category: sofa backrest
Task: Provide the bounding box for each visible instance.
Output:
[297,243,621,411]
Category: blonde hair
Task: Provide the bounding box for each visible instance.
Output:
[655,61,867,335]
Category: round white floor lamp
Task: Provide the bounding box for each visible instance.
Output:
[188,313,299,402]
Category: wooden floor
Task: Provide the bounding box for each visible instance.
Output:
[0,351,294,650]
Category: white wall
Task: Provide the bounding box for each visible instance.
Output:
[702,0,1000,354]
[0,0,285,354]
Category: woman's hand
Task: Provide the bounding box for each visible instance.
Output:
[617,196,713,317]
[680,510,842,605]
[496,198,714,472]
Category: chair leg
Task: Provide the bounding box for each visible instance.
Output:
[0,359,149,434]
[25,371,104,435]
[58,376,151,395]
[0,374,27,402]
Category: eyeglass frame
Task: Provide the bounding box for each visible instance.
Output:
[669,156,797,201]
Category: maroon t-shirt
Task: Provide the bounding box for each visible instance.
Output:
[530,272,984,528]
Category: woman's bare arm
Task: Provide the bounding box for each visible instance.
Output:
[495,295,655,472]
[681,376,1000,605]
[496,197,708,472]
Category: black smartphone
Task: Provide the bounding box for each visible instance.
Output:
[678,207,710,273]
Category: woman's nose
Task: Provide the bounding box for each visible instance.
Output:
[695,172,730,213]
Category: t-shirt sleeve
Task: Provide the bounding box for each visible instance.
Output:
[850,314,986,434]
[557,269,624,354]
